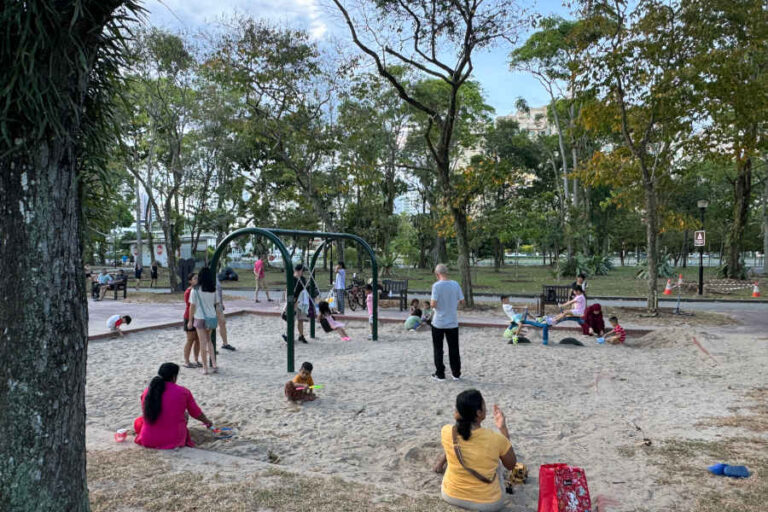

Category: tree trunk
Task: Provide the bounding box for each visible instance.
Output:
[434,236,448,264]
[763,166,768,267]
[162,214,179,292]
[451,206,474,307]
[135,178,143,268]
[492,237,503,272]
[644,180,659,313]
[1,141,89,510]
[682,230,688,268]
[726,157,752,278]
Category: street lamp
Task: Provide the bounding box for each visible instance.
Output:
[697,199,709,295]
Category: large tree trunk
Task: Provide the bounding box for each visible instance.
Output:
[763,166,768,267]
[1,141,89,509]
[726,157,752,278]
[451,206,474,307]
[644,179,659,313]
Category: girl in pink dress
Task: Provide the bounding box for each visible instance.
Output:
[134,363,213,449]
[317,301,351,341]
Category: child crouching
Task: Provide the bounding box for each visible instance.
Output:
[285,361,317,402]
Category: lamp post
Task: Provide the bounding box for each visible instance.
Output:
[697,199,709,295]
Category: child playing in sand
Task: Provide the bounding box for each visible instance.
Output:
[318,301,351,341]
[284,361,317,402]
[604,316,626,345]
[421,300,433,328]
[552,285,586,323]
[404,298,422,330]
[106,314,131,336]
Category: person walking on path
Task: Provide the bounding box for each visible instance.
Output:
[430,264,464,382]
[134,259,143,290]
[253,254,272,302]
[334,262,346,314]
[150,260,158,288]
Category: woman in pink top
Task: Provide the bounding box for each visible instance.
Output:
[133,363,213,449]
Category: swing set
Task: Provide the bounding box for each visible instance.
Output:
[209,227,379,372]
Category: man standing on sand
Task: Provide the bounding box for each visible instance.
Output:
[430,264,464,382]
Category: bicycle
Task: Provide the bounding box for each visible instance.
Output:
[346,275,366,311]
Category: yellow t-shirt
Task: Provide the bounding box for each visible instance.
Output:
[292,374,314,387]
[440,424,512,503]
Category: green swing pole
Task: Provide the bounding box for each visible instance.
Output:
[210,228,297,372]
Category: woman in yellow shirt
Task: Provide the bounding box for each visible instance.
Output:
[434,389,517,511]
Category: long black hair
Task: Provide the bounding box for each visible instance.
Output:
[197,267,216,293]
[455,389,484,441]
[318,300,332,316]
[143,363,179,424]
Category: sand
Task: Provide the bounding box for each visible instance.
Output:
[86,314,768,511]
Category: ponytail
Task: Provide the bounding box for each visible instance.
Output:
[143,363,179,424]
[454,389,484,441]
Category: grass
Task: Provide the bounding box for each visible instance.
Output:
[625,387,768,512]
[131,264,758,300]
[87,449,453,512]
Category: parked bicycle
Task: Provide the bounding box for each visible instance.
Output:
[346,274,367,311]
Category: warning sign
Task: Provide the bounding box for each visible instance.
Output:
[694,230,705,247]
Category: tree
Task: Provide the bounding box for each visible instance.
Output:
[0,1,138,509]
[331,0,525,306]
[577,0,692,312]
[123,29,198,291]
[682,0,768,277]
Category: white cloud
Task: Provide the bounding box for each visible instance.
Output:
[146,0,328,39]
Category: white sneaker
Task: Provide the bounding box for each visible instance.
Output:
[431,374,446,382]
[452,375,461,381]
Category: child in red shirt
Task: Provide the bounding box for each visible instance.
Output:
[605,316,626,344]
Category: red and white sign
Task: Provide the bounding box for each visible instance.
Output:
[156,245,164,255]
[268,255,275,262]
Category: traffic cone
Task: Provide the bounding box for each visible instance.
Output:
[677,274,683,286]
[753,282,761,298]
[663,279,673,295]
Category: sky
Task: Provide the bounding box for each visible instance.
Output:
[144,0,572,116]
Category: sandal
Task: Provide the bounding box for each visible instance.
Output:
[183,362,196,369]
[222,344,236,351]
[194,362,203,368]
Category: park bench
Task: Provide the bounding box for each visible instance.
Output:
[109,278,128,300]
[537,284,572,316]
[380,279,408,311]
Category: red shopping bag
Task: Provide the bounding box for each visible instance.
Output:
[538,464,592,512]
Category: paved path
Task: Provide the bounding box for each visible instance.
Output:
[90,286,766,339]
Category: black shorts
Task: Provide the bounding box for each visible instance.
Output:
[183,316,195,332]
[135,269,143,279]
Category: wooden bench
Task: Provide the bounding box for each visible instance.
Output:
[381,279,408,311]
[109,278,128,300]
[537,284,572,316]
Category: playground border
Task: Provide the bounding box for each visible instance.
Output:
[88,309,653,340]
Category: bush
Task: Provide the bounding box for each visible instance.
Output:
[717,262,750,280]
[635,250,675,279]
[555,253,613,278]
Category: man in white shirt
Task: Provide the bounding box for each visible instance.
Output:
[430,264,464,381]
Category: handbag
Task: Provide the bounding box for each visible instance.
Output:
[538,464,592,512]
[193,288,218,330]
[451,426,497,484]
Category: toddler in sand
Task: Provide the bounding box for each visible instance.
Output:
[285,361,317,402]
[404,298,423,330]
[603,316,626,345]
[106,314,131,336]
[318,301,351,341]
[421,301,433,328]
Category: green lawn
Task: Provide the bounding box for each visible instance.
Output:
[134,264,758,300]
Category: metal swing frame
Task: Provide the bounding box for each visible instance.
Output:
[210,227,379,372]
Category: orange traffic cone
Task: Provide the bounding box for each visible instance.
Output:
[663,279,673,295]
[753,282,761,298]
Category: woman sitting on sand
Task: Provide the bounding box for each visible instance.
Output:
[433,389,517,511]
[134,363,213,449]
[581,303,605,336]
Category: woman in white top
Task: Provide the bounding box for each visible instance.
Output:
[187,267,219,375]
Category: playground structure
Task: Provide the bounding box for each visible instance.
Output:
[210,228,379,372]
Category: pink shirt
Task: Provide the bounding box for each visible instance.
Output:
[134,382,202,449]
[253,259,265,279]
[571,294,586,316]
[366,292,374,316]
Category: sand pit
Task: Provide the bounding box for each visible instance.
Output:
[86,315,768,511]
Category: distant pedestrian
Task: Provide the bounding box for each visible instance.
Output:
[134,259,143,290]
[430,264,464,382]
[253,254,272,302]
[150,260,158,288]
[334,262,346,314]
